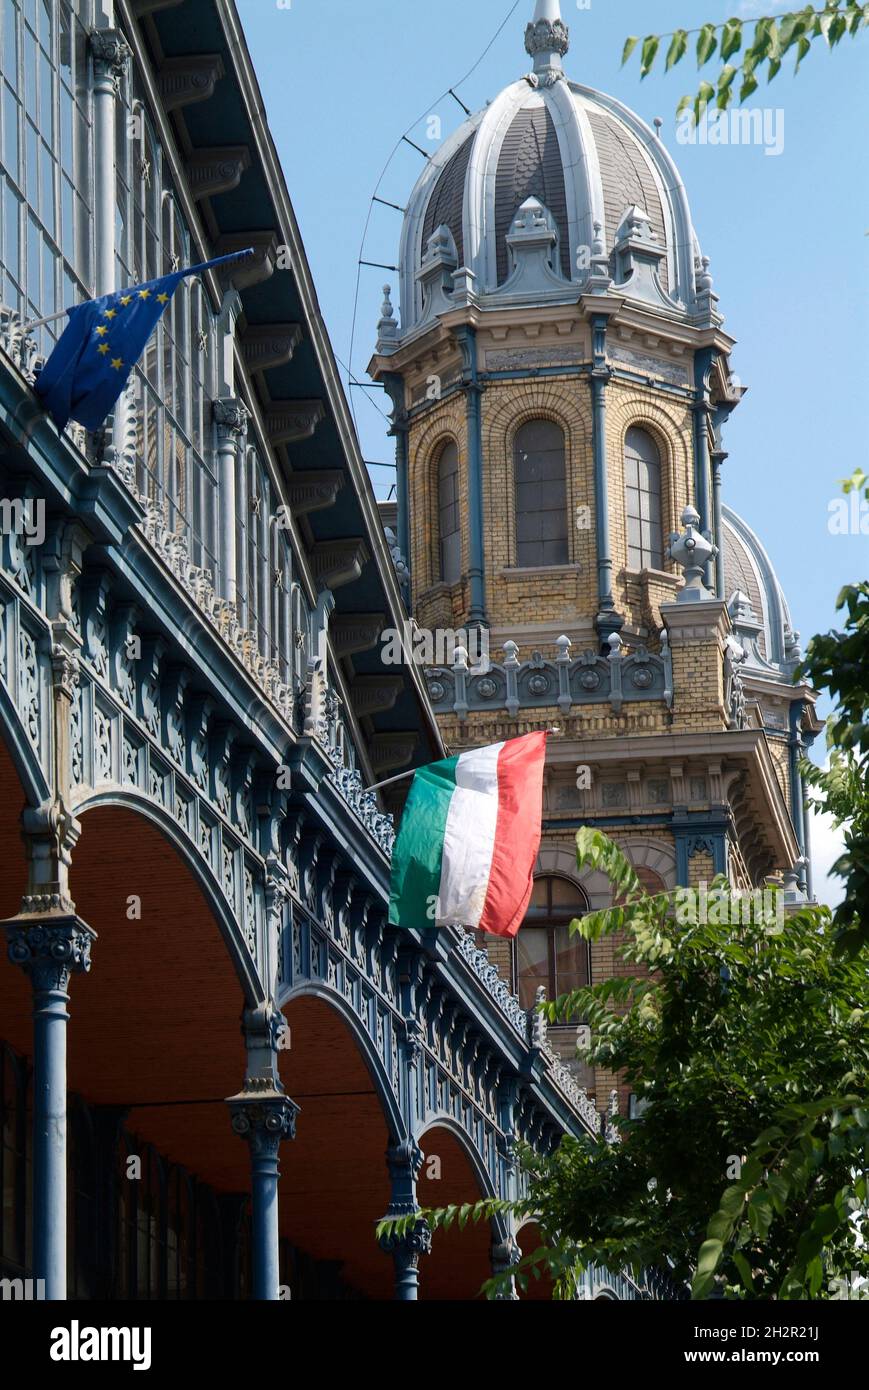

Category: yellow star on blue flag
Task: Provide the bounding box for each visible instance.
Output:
[34,249,253,432]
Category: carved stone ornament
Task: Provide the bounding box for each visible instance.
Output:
[5,917,96,994]
[213,397,250,441]
[378,1219,432,1262]
[89,29,132,90]
[228,1090,299,1158]
[50,643,80,699]
[525,17,569,59]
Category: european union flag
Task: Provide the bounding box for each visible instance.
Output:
[34,249,252,433]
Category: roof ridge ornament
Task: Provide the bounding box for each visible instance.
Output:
[524,0,569,87]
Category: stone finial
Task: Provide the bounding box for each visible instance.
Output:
[728,589,757,626]
[586,220,613,293]
[416,225,458,324]
[503,197,565,293]
[694,253,720,321]
[376,284,399,351]
[525,0,569,84]
[668,506,718,603]
[531,983,548,1048]
[383,527,409,589]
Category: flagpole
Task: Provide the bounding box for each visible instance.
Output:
[20,308,71,332]
[364,768,416,795]
[19,249,255,334]
[363,728,561,796]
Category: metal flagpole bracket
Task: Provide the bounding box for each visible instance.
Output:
[363,768,416,796]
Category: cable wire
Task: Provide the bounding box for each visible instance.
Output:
[346,0,524,439]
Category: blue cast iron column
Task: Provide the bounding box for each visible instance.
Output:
[788,700,809,894]
[711,445,727,600]
[590,314,623,647]
[383,372,411,592]
[378,1140,431,1300]
[455,326,488,630]
[693,348,716,589]
[228,1089,299,1299]
[228,1005,299,1300]
[4,914,96,1300]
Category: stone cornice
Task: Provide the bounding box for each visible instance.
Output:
[350,676,405,718]
[331,613,386,659]
[241,323,303,373]
[369,733,418,775]
[214,232,278,289]
[283,469,344,516]
[186,145,251,199]
[265,401,326,446]
[309,538,368,592]
[544,727,800,867]
[157,54,225,111]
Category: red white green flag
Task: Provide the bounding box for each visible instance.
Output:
[388,731,547,937]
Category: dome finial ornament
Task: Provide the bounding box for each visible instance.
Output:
[525,0,569,84]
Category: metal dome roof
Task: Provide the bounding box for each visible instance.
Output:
[723,505,801,677]
[395,0,710,339]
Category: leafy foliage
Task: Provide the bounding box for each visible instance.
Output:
[381,831,869,1299]
[799,578,869,955]
[622,3,869,116]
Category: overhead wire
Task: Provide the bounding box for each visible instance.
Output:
[346,0,524,448]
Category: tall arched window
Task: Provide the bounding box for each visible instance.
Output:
[437,441,461,583]
[516,876,589,1011]
[514,420,568,567]
[624,427,664,570]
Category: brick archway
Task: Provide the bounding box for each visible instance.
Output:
[277,993,395,1299]
[417,1119,500,1300]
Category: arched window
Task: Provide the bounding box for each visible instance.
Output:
[437,441,461,583]
[624,427,664,571]
[514,420,568,567]
[516,875,589,1011]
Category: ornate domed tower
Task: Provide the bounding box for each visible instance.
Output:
[369,1,820,1104]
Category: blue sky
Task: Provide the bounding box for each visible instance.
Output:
[236,1,866,899]
[237,0,866,648]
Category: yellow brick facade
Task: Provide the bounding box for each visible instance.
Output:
[406,367,698,645]
[371,282,811,1126]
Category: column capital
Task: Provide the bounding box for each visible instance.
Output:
[213,396,250,442]
[378,1217,432,1262]
[89,28,132,90]
[50,644,81,700]
[227,1084,299,1158]
[4,913,95,994]
[386,1138,424,1187]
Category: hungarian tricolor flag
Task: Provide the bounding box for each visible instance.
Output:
[388,732,547,936]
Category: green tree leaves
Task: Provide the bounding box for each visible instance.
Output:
[640,36,660,78]
[697,23,719,66]
[433,829,869,1299]
[721,18,744,61]
[622,4,869,118]
[666,30,689,71]
[799,577,869,955]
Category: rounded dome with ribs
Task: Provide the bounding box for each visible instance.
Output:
[723,504,800,675]
[398,0,708,337]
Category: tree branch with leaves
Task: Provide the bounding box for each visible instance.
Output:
[380,830,869,1299]
[622,2,869,121]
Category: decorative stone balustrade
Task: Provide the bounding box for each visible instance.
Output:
[425,632,673,721]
